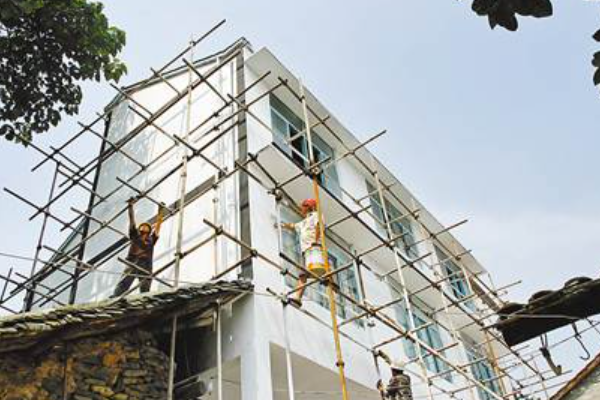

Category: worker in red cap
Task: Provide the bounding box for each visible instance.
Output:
[280,198,327,307]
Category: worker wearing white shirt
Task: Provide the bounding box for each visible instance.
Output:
[280,198,327,307]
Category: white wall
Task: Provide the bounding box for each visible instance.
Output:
[70,55,240,303]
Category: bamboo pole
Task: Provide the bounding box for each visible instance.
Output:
[274,196,297,400]
[299,79,350,400]
[167,39,197,400]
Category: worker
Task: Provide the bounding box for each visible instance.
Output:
[280,198,327,307]
[112,198,164,297]
[376,351,413,400]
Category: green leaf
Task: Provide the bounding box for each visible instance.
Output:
[594,68,600,86]
[593,29,600,43]
[0,0,127,144]
[474,0,552,32]
[531,0,552,18]
[593,52,600,68]
[472,0,499,16]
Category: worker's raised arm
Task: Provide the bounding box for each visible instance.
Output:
[280,222,295,231]
[376,350,392,365]
[127,198,136,231]
[154,203,165,237]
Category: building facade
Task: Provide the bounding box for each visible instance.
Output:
[24,39,521,400]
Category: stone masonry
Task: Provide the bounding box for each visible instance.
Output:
[0,329,169,400]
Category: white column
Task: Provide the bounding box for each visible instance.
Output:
[241,297,274,400]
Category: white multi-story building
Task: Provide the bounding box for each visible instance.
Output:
[25,38,521,400]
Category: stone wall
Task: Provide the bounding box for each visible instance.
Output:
[0,329,169,400]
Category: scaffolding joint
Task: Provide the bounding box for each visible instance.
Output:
[308,167,321,179]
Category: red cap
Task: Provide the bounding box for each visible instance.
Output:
[301,198,317,209]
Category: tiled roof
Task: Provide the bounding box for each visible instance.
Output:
[0,280,252,354]
[494,277,600,346]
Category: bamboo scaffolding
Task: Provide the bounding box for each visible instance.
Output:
[247,139,539,400]
[28,46,246,222]
[274,77,514,318]
[253,173,536,400]
[233,147,516,400]
[7,70,274,306]
[31,19,227,173]
[1,32,565,400]
[22,165,60,310]
[207,216,510,400]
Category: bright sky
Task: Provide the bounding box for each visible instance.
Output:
[1,0,599,394]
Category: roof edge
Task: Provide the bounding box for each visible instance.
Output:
[104,36,253,112]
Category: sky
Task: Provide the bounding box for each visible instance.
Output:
[1,0,599,395]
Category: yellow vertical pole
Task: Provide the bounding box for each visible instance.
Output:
[299,80,350,400]
[313,178,350,400]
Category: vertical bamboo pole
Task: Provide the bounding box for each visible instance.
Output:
[371,160,435,400]
[216,303,223,400]
[299,80,350,400]
[24,164,59,310]
[413,207,476,400]
[457,258,509,397]
[167,38,196,400]
[531,357,550,399]
[275,196,297,400]
[353,250,382,381]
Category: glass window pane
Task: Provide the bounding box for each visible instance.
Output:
[271,110,290,152]
[270,94,304,130]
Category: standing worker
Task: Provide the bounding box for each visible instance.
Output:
[112,198,164,297]
[376,351,413,400]
[280,198,327,307]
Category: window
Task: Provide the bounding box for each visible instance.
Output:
[316,244,362,322]
[279,205,360,323]
[388,280,452,381]
[467,347,502,400]
[435,246,474,310]
[270,95,341,197]
[389,279,417,360]
[280,206,303,269]
[366,181,419,258]
[412,311,453,381]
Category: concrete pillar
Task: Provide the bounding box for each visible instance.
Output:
[240,298,274,400]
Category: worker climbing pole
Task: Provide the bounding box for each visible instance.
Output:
[299,80,350,400]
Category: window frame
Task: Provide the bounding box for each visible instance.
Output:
[466,346,503,400]
[269,95,341,197]
[366,180,419,258]
[435,246,475,310]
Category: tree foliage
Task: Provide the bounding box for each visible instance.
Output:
[0,0,126,144]
[470,0,600,91]
[593,29,600,86]
[472,0,553,31]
